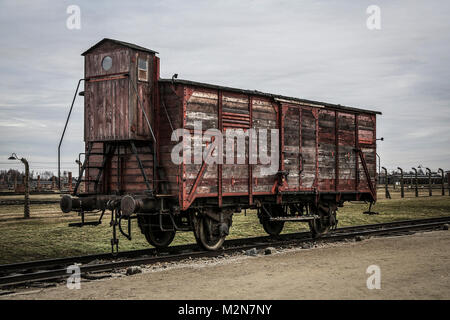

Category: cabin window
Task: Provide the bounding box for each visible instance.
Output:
[138,58,148,81]
[102,56,112,71]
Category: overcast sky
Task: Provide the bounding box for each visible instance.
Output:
[0,0,449,175]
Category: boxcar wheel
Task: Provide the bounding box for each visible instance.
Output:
[308,203,336,238]
[143,228,176,248]
[308,219,330,238]
[193,215,226,251]
[262,219,284,236]
[139,215,176,248]
[259,204,285,236]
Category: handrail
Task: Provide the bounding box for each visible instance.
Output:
[58,79,84,190]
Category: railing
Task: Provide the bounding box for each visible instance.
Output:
[57,79,84,190]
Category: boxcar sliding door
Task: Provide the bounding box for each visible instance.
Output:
[282,104,301,191]
[299,107,319,191]
[281,104,319,192]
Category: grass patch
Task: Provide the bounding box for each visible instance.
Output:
[0,194,449,264]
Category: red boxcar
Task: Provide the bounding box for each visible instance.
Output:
[60,39,381,251]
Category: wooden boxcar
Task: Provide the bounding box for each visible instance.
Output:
[60,39,381,251]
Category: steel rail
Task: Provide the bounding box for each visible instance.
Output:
[1,216,449,287]
[1,215,449,274]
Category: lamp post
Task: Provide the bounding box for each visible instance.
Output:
[8,153,30,218]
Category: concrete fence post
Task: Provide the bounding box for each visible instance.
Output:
[68,172,73,193]
[438,168,444,196]
[397,167,404,198]
[382,167,391,199]
[426,168,432,197]
[412,167,419,197]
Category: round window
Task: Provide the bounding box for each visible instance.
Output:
[102,56,112,71]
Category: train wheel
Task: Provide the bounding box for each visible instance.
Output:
[308,218,330,238]
[139,215,176,248]
[308,203,337,238]
[262,220,284,236]
[196,218,225,251]
[192,210,232,251]
[259,204,285,236]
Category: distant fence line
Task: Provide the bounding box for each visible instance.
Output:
[0,171,79,193]
[1,168,449,199]
[377,169,450,198]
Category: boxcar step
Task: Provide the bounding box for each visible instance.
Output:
[269,216,319,222]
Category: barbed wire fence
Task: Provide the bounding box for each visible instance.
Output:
[377,168,450,198]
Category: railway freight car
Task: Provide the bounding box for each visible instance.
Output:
[60,39,381,252]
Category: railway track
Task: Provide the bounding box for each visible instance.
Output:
[1,216,449,288]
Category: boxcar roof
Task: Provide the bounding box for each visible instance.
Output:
[82,38,159,56]
[160,78,382,115]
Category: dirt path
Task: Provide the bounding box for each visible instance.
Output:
[4,230,450,300]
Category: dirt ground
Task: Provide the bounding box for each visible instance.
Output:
[3,230,450,300]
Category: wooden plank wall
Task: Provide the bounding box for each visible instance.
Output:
[318,109,336,191]
[300,107,317,189]
[252,98,278,193]
[157,84,377,208]
[184,89,219,197]
[283,106,301,189]
[84,142,154,194]
[85,78,129,141]
[181,88,280,204]
[85,49,130,79]
[222,93,250,194]
[337,112,356,190]
[84,46,153,142]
